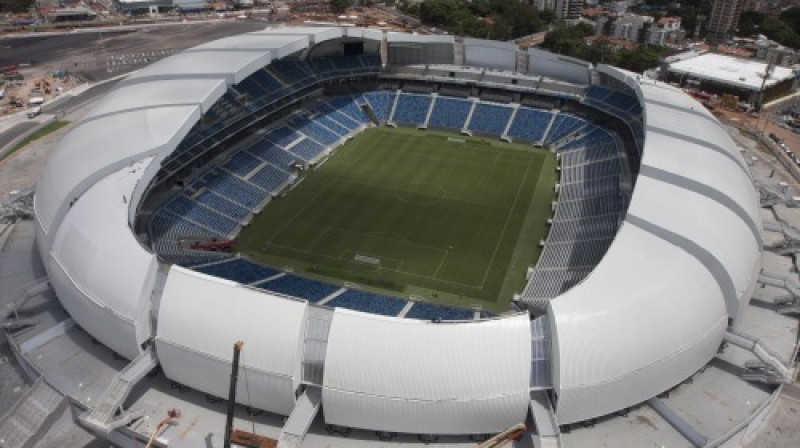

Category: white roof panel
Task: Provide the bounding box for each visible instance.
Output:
[322,311,531,434]
[125,50,270,85]
[34,105,201,242]
[668,52,795,90]
[83,78,227,120]
[49,158,157,359]
[256,26,344,44]
[156,267,307,415]
[550,223,728,423]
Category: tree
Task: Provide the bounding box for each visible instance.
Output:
[779,7,800,36]
[761,17,800,49]
[330,0,351,14]
[738,11,766,37]
[0,0,32,13]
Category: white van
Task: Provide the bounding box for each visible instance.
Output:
[27,106,41,119]
[28,96,44,106]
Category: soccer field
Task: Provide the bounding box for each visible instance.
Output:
[237,127,556,312]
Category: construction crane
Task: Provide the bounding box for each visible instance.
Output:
[144,409,181,448]
[476,423,526,448]
[224,341,278,448]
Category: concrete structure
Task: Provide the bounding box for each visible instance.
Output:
[9,25,786,448]
[665,52,797,106]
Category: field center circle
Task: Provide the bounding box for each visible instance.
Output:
[395,182,446,205]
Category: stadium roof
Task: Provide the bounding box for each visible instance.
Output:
[668,52,795,91]
[32,27,762,437]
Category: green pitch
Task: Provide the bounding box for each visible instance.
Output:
[238,127,556,312]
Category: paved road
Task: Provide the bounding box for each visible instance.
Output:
[0,121,37,150]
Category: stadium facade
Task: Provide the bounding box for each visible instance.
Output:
[31,26,762,443]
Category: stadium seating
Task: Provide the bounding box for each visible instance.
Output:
[202,170,270,208]
[547,213,619,243]
[224,151,261,177]
[192,258,280,284]
[536,237,614,269]
[166,196,239,235]
[256,274,340,303]
[362,91,394,122]
[269,59,316,85]
[392,93,431,125]
[327,96,370,125]
[545,114,586,144]
[523,268,593,298]
[247,141,298,168]
[427,97,472,130]
[325,290,407,316]
[249,164,291,192]
[468,103,513,135]
[404,302,475,321]
[507,107,552,142]
[193,190,251,222]
[266,127,302,148]
[288,138,327,162]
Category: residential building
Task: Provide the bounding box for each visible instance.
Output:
[555,0,585,19]
[647,16,685,46]
[708,0,745,42]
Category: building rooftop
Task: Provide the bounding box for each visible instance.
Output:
[669,52,796,91]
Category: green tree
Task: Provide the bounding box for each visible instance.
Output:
[761,16,800,49]
[0,0,32,13]
[779,7,800,35]
[738,10,766,37]
[330,0,351,14]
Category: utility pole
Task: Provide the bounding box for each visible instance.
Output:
[224,341,244,448]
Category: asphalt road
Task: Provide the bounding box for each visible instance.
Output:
[0,20,269,81]
[0,121,37,151]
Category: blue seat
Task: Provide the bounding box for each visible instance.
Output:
[325,290,407,316]
[193,258,280,284]
[404,302,475,321]
[256,275,340,302]
[428,97,471,130]
[393,93,431,125]
[507,107,552,142]
[468,103,513,135]
[363,92,394,122]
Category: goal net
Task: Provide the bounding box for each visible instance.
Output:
[353,254,381,267]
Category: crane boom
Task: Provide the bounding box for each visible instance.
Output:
[476,423,526,448]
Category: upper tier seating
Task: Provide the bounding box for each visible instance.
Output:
[325,290,407,316]
[507,107,552,143]
[255,274,340,303]
[428,97,472,130]
[193,258,280,284]
[468,103,513,135]
[393,93,431,124]
[363,91,394,122]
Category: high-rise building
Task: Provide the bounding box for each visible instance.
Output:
[555,0,585,20]
[707,0,745,42]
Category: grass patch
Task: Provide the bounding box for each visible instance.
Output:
[238,127,556,312]
[4,121,70,160]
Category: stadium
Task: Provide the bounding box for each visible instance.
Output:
[13,25,790,447]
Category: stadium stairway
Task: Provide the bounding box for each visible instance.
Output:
[276,387,321,448]
[80,348,158,434]
[461,99,478,136]
[386,90,401,125]
[421,93,437,129]
[540,112,559,144]
[500,104,520,141]
[530,390,562,448]
[0,378,65,448]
